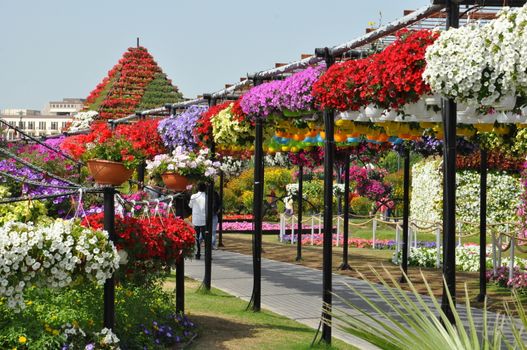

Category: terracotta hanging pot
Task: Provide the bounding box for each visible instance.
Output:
[87,159,134,186]
[161,172,191,192]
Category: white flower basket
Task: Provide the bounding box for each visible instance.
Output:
[424,94,441,106]
[337,110,360,121]
[380,109,397,121]
[364,104,383,119]
[402,99,427,118]
[477,113,497,124]
[493,93,517,111]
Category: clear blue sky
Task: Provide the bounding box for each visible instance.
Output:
[0,0,427,110]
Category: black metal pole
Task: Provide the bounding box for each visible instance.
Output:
[337,165,343,215]
[251,117,264,311]
[203,96,217,291]
[339,154,351,270]
[103,187,116,330]
[476,148,487,302]
[400,148,410,282]
[175,196,185,313]
[137,160,146,189]
[320,47,336,345]
[296,164,304,261]
[218,170,225,247]
[441,0,459,325]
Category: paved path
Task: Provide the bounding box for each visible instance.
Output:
[185,250,522,349]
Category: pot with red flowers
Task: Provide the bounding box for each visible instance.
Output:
[83,137,144,186]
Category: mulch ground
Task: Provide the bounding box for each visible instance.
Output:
[219,233,521,313]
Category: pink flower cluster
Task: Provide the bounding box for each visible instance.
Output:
[486,266,527,293]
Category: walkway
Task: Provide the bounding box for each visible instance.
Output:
[185,250,522,349]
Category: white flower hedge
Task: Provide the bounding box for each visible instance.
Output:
[399,245,527,272]
[410,158,521,229]
[0,219,119,310]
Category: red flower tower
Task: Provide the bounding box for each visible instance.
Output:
[85,46,183,120]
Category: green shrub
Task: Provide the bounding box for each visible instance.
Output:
[350,196,373,215]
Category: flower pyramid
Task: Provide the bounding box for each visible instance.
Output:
[85,46,183,120]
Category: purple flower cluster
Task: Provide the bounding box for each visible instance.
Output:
[394,136,478,157]
[241,65,325,118]
[158,105,207,150]
[137,314,196,347]
[0,158,70,204]
[281,65,325,112]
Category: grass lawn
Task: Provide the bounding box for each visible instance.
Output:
[164,278,355,350]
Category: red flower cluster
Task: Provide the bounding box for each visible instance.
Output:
[60,119,164,159]
[82,213,195,265]
[312,57,373,111]
[117,119,166,158]
[288,147,324,169]
[457,150,523,173]
[195,101,231,148]
[312,29,438,111]
[60,122,112,158]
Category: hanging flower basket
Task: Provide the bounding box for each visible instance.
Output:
[424,94,441,106]
[492,94,517,111]
[87,159,134,186]
[161,173,192,192]
[364,105,383,119]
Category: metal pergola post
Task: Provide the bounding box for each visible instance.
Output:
[400,148,410,282]
[175,195,186,313]
[296,164,304,261]
[203,96,217,291]
[440,0,460,325]
[477,147,488,302]
[218,170,225,247]
[339,153,351,270]
[318,47,336,345]
[103,186,116,329]
[250,116,264,311]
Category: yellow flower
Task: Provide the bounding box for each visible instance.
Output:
[18,336,27,344]
[25,300,32,306]
[52,329,59,336]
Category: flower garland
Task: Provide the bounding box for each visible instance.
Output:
[0,219,119,310]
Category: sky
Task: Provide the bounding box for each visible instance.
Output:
[0,0,427,110]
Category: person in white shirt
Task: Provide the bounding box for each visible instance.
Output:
[189,182,207,259]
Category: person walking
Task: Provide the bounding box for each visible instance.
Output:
[189,182,207,260]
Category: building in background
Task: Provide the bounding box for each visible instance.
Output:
[1,97,85,140]
[42,98,85,116]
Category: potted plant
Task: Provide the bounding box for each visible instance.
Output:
[83,137,144,186]
[146,146,221,191]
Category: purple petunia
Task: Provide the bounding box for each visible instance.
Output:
[158,105,208,150]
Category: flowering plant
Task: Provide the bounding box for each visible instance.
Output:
[116,119,166,158]
[82,213,195,283]
[211,102,254,148]
[66,111,99,132]
[312,57,374,111]
[194,101,231,148]
[369,29,438,109]
[348,165,392,203]
[83,136,144,169]
[0,219,119,310]
[241,80,285,118]
[219,156,250,179]
[146,146,220,180]
[279,65,325,113]
[158,105,207,150]
[288,147,323,169]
